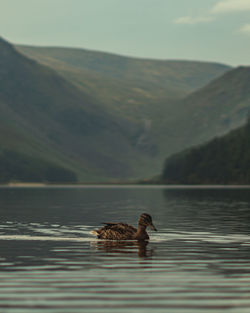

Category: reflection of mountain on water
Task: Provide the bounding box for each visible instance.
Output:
[91,240,154,258]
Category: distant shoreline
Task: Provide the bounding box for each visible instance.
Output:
[1,183,250,189]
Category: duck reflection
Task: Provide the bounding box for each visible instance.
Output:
[91,240,153,258]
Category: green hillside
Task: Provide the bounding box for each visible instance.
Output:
[0,37,154,182]
[153,66,250,162]
[4,37,250,183]
[162,118,250,184]
[16,44,232,174]
[174,66,250,142]
[16,45,230,95]
[16,45,231,129]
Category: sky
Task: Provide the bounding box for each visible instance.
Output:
[1,0,250,66]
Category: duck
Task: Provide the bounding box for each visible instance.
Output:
[90,213,157,240]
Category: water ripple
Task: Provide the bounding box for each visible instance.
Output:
[1,187,250,312]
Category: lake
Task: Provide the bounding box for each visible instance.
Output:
[1,185,250,312]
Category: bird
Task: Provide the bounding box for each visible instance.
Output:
[90,213,157,240]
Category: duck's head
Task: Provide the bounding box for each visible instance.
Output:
[138,213,157,231]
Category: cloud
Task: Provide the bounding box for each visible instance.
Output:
[174,0,250,28]
[211,0,250,14]
[174,16,214,25]
[239,23,250,34]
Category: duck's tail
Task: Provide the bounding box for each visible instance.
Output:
[90,230,98,236]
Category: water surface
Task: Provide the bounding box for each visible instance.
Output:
[1,186,250,312]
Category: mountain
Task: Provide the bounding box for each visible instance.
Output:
[151,66,250,164]
[174,66,250,143]
[6,37,248,183]
[16,45,230,95]
[161,118,250,184]
[17,45,229,87]
[15,44,231,173]
[0,37,152,182]
[16,46,230,125]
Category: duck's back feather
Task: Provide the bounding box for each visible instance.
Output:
[96,223,137,240]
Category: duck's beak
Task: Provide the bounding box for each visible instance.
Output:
[149,222,157,231]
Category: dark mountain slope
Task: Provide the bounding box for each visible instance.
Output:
[162,118,250,184]
[0,37,150,182]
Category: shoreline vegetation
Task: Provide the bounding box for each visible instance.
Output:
[161,118,250,185]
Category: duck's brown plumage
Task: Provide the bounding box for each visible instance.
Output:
[91,213,157,240]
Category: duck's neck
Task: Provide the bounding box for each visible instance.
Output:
[134,224,149,240]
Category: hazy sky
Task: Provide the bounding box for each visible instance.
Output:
[1,0,250,65]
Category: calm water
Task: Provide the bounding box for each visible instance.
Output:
[1,186,250,312]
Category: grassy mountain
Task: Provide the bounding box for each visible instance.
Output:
[162,118,250,184]
[7,37,250,183]
[15,44,232,175]
[175,66,250,142]
[16,45,230,123]
[16,45,228,90]
[0,37,156,182]
[152,66,250,164]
